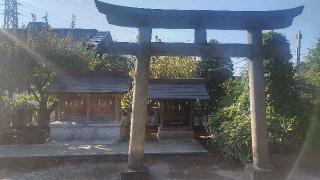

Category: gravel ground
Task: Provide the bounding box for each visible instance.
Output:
[0,154,248,180]
[0,149,319,180]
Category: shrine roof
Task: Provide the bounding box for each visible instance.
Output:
[95,0,303,30]
[43,71,132,94]
[148,79,210,100]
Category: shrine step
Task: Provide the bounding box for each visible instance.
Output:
[158,129,194,139]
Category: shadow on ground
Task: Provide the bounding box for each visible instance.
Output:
[1,150,319,180]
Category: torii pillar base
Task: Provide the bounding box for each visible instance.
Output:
[121,166,149,180]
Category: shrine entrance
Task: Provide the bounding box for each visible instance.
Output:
[94,0,303,178]
[161,100,191,130]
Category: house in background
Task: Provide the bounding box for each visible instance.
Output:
[43,71,131,143]
[4,21,113,52]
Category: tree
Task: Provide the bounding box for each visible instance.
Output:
[150,56,198,79]
[0,29,98,128]
[28,30,98,127]
[0,31,30,96]
[262,32,302,118]
[197,39,234,113]
[95,54,134,73]
[207,32,304,162]
[301,39,320,88]
[300,39,320,147]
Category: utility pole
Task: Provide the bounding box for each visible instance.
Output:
[296,31,302,77]
[3,0,19,29]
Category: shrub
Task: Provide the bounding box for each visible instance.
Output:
[0,96,13,142]
[1,94,36,131]
[206,32,308,162]
[304,102,320,148]
[10,94,36,129]
[207,75,302,163]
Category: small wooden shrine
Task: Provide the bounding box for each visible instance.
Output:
[148,79,209,138]
[43,71,131,143]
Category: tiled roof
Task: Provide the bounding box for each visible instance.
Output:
[148,79,210,100]
[43,71,132,93]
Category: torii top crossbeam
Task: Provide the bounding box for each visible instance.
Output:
[95,0,303,30]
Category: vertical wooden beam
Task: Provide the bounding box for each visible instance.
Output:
[86,95,91,121]
[55,103,59,121]
[57,98,62,121]
[247,29,270,173]
[159,100,164,130]
[189,100,193,129]
[128,27,152,170]
[114,96,121,122]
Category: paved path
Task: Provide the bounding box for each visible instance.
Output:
[0,138,207,158]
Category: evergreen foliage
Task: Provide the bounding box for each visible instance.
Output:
[207,32,305,162]
[197,39,234,113]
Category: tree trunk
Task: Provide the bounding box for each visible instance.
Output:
[38,93,50,129]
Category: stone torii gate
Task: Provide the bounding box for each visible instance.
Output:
[94,0,303,177]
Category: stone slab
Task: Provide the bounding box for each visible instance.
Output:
[50,121,121,143]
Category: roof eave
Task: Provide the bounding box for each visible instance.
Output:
[148,96,210,100]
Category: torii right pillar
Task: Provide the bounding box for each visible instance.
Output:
[247,29,271,179]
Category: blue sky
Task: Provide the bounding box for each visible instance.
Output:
[1,0,319,65]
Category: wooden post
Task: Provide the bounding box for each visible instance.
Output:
[55,105,59,121]
[114,96,121,122]
[247,29,270,173]
[159,100,165,130]
[57,98,62,121]
[189,100,193,129]
[128,27,152,170]
[86,95,91,121]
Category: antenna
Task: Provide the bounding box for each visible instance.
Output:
[3,0,19,29]
[70,14,76,29]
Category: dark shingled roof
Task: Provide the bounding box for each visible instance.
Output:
[14,22,113,50]
[43,71,132,93]
[87,31,113,54]
[148,79,210,100]
[52,28,98,42]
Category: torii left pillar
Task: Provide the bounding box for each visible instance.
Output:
[124,27,152,180]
